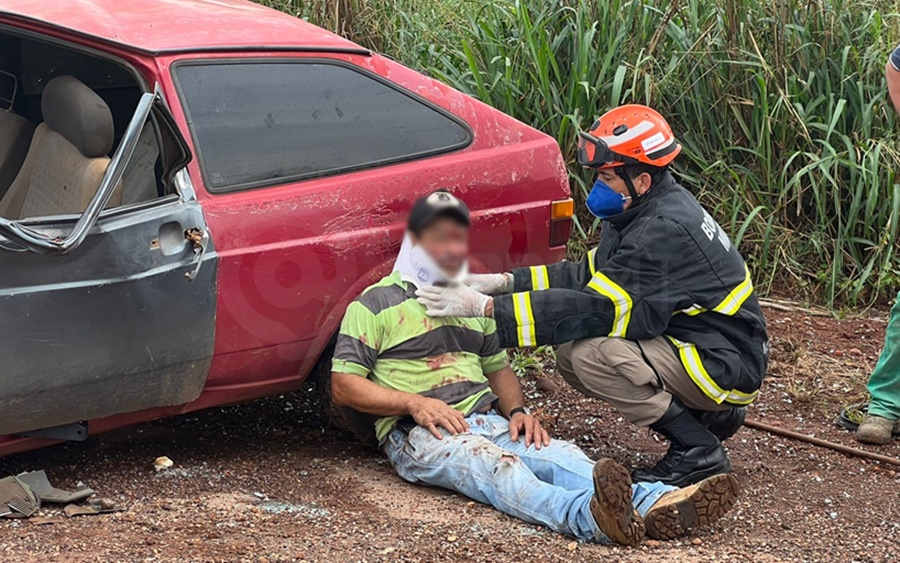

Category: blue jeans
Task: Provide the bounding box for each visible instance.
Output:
[383,413,675,542]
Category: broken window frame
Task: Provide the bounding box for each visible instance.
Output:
[0,85,190,256]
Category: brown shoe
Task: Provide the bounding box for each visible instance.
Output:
[644,473,739,540]
[857,415,894,445]
[589,458,645,547]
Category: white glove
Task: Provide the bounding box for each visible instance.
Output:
[416,284,491,318]
[466,273,513,295]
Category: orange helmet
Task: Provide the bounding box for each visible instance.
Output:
[576,104,681,169]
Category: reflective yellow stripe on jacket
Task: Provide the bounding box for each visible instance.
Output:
[512,292,537,347]
[666,336,759,405]
[529,265,550,290]
[711,265,753,316]
[586,272,632,338]
[675,265,754,318]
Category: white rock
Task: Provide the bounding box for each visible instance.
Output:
[154,456,174,471]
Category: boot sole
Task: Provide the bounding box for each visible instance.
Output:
[592,458,645,547]
[644,473,739,541]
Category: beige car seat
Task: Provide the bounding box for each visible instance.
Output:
[0,75,119,219]
[0,109,34,201]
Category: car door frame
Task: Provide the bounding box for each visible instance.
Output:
[0,71,218,435]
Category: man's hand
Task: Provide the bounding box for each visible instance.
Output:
[408,396,470,439]
[509,412,551,450]
[416,284,490,318]
[467,273,513,295]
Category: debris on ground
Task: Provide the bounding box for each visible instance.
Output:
[0,475,39,517]
[64,498,124,518]
[153,456,174,472]
[29,516,65,526]
[17,470,94,504]
[0,469,121,521]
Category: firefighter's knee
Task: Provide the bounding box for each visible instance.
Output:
[556,341,575,376]
[559,338,617,390]
[569,337,616,368]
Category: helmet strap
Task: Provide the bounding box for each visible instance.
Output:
[615,167,643,206]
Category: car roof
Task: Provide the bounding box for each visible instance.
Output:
[1,0,366,56]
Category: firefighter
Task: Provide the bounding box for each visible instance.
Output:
[415,104,769,487]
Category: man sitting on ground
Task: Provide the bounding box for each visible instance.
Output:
[330,190,740,546]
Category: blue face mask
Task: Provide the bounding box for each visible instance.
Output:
[586,179,631,218]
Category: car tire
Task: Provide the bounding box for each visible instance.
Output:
[313,351,380,450]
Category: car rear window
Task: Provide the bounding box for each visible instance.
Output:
[174,60,472,192]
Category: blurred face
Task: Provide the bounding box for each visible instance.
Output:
[596,167,653,211]
[411,217,469,277]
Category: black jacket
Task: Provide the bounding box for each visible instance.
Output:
[493,172,768,405]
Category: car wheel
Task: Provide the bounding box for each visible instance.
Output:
[313,352,380,450]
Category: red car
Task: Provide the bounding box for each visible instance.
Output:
[0,0,571,456]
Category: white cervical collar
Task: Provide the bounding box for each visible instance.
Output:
[392,231,469,289]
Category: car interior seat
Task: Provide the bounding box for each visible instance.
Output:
[0,71,34,201]
[0,75,121,220]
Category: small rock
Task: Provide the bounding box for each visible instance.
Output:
[379,547,396,555]
[447,535,458,542]
[536,377,560,394]
[691,538,702,546]
[97,498,117,510]
[646,540,660,548]
[567,541,578,551]
[153,456,173,471]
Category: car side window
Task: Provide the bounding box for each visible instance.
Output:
[174,60,472,192]
[0,32,176,221]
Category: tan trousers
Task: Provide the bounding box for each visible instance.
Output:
[556,336,730,427]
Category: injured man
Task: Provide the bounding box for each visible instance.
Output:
[330,190,739,546]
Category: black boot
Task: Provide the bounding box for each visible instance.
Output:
[632,399,731,488]
[690,406,747,442]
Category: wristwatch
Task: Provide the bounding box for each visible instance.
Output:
[508,406,530,419]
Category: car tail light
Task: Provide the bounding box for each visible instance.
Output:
[550,198,573,247]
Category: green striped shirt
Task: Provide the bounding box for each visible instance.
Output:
[332,272,509,442]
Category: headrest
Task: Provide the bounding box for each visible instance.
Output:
[41,75,113,158]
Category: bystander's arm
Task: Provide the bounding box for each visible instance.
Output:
[888,45,900,116]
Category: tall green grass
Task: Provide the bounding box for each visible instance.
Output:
[260,0,900,307]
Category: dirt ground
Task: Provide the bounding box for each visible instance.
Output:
[1,305,899,563]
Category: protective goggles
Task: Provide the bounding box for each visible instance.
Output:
[576,130,634,168]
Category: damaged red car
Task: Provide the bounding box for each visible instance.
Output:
[0,0,571,456]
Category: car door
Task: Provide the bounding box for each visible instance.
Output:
[0,89,217,436]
